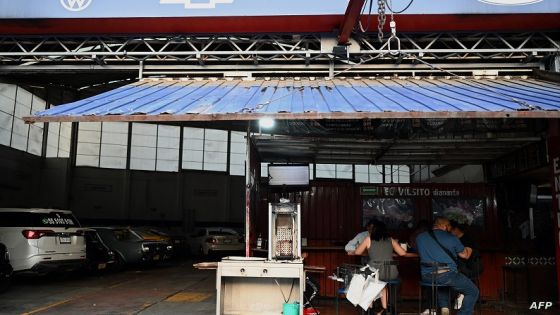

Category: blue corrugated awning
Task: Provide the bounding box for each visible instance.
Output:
[25,77,560,123]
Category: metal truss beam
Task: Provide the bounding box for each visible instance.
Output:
[0,32,558,75]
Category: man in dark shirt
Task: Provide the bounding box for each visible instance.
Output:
[416,217,479,315]
[449,220,482,281]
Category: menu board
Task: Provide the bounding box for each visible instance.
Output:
[432,198,485,227]
[362,198,415,229]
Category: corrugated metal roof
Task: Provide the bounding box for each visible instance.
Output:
[26,77,560,122]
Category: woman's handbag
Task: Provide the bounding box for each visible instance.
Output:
[346,272,367,306]
[358,270,387,310]
[346,265,387,310]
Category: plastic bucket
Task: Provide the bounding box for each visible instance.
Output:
[283,302,299,315]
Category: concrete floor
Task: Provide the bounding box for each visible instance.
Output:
[0,260,554,315]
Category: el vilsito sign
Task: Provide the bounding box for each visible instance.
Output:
[360,186,461,197]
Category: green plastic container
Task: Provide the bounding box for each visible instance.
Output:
[283,302,299,315]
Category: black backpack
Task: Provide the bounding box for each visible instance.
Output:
[458,251,484,279]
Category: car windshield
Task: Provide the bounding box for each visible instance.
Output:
[112,229,141,241]
[209,230,237,236]
[135,229,161,238]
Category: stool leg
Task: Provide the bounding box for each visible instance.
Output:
[336,293,339,315]
[393,285,398,315]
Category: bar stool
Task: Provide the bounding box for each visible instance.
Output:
[334,264,370,315]
[418,262,450,315]
[370,260,400,315]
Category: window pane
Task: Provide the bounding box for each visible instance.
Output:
[230,131,246,176]
[261,163,269,178]
[14,89,32,119]
[385,165,394,183]
[76,122,101,167]
[46,122,60,158]
[204,129,227,172]
[11,118,29,151]
[316,164,335,178]
[0,111,12,146]
[27,124,43,156]
[100,122,128,169]
[130,123,157,171]
[156,125,179,172]
[398,165,410,183]
[369,165,384,183]
[336,164,353,179]
[182,127,204,170]
[355,164,369,183]
[58,122,72,158]
[0,83,16,115]
[31,95,46,114]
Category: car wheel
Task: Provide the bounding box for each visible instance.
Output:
[112,254,126,272]
[0,274,11,293]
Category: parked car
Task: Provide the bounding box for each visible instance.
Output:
[0,243,13,293]
[0,208,86,274]
[83,228,116,273]
[188,227,244,256]
[92,227,171,268]
[130,227,174,259]
[134,226,188,258]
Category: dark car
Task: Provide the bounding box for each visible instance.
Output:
[134,227,188,258]
[0,243,13,293]
[83,229,116,273]
[93,227,171,268]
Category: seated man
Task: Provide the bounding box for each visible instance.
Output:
[345,219,375,264]
[416,217,479,315]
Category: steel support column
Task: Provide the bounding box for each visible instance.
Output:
[338,0,366,45]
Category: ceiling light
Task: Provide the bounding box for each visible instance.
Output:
[259,117,275,129]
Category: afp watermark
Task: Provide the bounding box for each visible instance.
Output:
[529,301,554,310]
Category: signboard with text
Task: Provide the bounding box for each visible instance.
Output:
[0,0,558,19]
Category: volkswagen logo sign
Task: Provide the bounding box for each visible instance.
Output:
[478,0,543,5]
[60,0,93,12]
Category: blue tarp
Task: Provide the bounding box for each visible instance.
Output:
[28,77,560,122]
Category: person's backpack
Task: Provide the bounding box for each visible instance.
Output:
[458,251,483,279]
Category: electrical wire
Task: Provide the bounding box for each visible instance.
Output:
[358,0,375,33]
[274,278,295,303]
[385,0,415,14]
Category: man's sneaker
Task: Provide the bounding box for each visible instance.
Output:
[441,307,450,315]
[454,294,464,309]
[421,309,436,315]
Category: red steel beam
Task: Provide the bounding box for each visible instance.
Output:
[338,0,366,44]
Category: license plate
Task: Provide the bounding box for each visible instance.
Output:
[153,254,160,261]
[59,236,71,244]
[224,239,232,244]
[98,263,106,270]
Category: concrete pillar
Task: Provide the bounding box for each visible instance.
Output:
[547,119,560,303]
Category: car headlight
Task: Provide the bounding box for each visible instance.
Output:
[141,244,150,252]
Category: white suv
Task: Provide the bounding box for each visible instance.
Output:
[0,208,86,273]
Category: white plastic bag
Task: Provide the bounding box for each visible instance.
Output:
[358,274,387,311]
[346,273,366,306]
